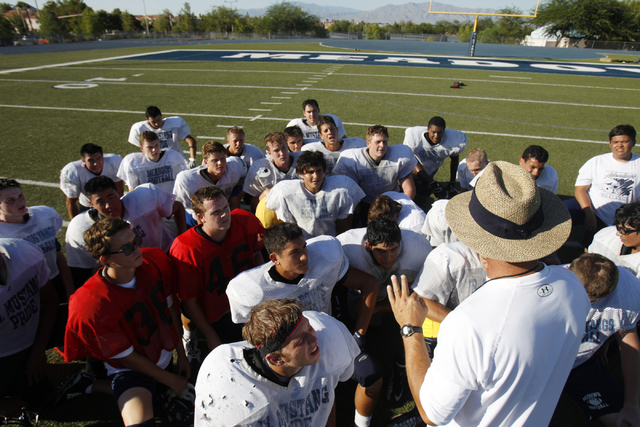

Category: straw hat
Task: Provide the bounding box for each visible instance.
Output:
[445,161,570,262]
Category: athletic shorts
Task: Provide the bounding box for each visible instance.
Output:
[563,355,623,420]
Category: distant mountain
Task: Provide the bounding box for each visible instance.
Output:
[238,2,496,25]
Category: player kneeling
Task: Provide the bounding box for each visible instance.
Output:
[195,299,360,427]
[64,218,192,427]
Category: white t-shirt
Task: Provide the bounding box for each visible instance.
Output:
[412,242,486,309]
[0,238,50,357]
[194,311,359,427]
[266,176,365,239]
[333,146,417,204]
[534,165,559,194]
[65,184,176,268]
[338,228,431,300]
[173,158,244,219]
[242,153,302,197]
[575,153,640,225]
[588,226,640,278]
[128,117,191,156]
[0,206,62,279]
[421,200,458,247]
[287,114,346,143]
[224,143,265,176]
[420,265,590,427]
[573,265,640,368]
[117,150,187,193]
[301,138,367,175]
[60,154,123,208]
[382,191,426,234]
[403,127,468,176]
[227,236,349,324]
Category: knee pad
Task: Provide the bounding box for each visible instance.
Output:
[353,352,383,388]
[127,418,155,427]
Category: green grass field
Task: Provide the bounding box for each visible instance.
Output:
[1,41,638,426]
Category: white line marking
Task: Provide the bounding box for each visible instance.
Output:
[250,114,262,122]
[183,150,202,154]
[0,49,179,74]
[217,125,241,128]
[131,73,144,77]
[2,177,59,188]
[281,92,298,94]
[272,97,291,99]
[296,84,309,86]
[302,81,317,83]
[261,102,281,105]
[197,136,224,140]
[490,75,532,79]
[249,108,271,111]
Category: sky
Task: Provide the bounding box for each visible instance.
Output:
[79,0,538,17]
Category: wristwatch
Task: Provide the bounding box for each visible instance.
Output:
[401,324,423,338]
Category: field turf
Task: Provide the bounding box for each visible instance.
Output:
[0,41,636,426]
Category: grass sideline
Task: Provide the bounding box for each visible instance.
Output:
[1,41,637,426]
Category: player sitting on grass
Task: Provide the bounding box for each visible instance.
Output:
[333,125,416,214]
[170,186,265,373]
[286,98,347,143]
[195,299,361,427]
[173,141,245,222]
[117,131,186,193]
[301,115,366,175]
[60,143,124,220]
[565,253,640,427]
[266,150,365,238]
[284,125,305,153]
[241,132,302,228]
[519,145,558,194]
[64,218,191,427]
[403,116,468,200]
[0,238,58,422]
[589,201,640,278]
[226,222,382,427]
[128,105,198,168]
[564,124,640,248]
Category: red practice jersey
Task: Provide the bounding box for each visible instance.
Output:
[64,248,179,369]
[170,209,265,322]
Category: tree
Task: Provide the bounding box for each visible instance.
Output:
[80,7,104,33]
[0,15,14,44]
[15,1,32,9]
[0,3,12,13]
[153,9,172,32]
[365,23,386,39]
[38,3,63,34]
[121,11,137,31]
[201,5,239,32]
[175,2,196,32]
[327,19,350,32]
[108,8,124,31]
[260,1,320,35]
[479,7,533,40]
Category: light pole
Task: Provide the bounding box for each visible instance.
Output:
[142,0,150,33]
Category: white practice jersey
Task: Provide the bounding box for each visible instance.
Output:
[403,127,468,176]
[589,226,640,278]
[242,153,302,197]
[224,143,265,176]
[117,150,187,193]
[128,117,191,155]
[266,176,365,239]
[195,311,359,427]
[575,153,640,225]
[0,239,50,358]
[382,191,426,234]
[535,165,559,194]
[301,138,366,175]
[412,242,486,309]
[287,114,346,143]
[338,228,431,300]
[421,265,590,427]
[173,158,244,219]
[422,199,458,247]
[574,265,640,367]
[457,158,490,190]
[0,206,62,279]
[60,154,122,208]
[333,146,417,204]
[65,183,176,268]
[227,236,349,324]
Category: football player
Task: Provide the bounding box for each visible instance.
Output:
[286,98,347,143]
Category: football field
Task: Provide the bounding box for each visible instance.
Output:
[0,40,637,426]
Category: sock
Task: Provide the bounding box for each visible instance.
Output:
[354,409,371,427]
[183,327,196,340]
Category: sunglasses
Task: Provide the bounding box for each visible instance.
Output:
[616,225,639,236]
[108,235,143,256]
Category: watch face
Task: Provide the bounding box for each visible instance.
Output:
[401,325,413,337]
